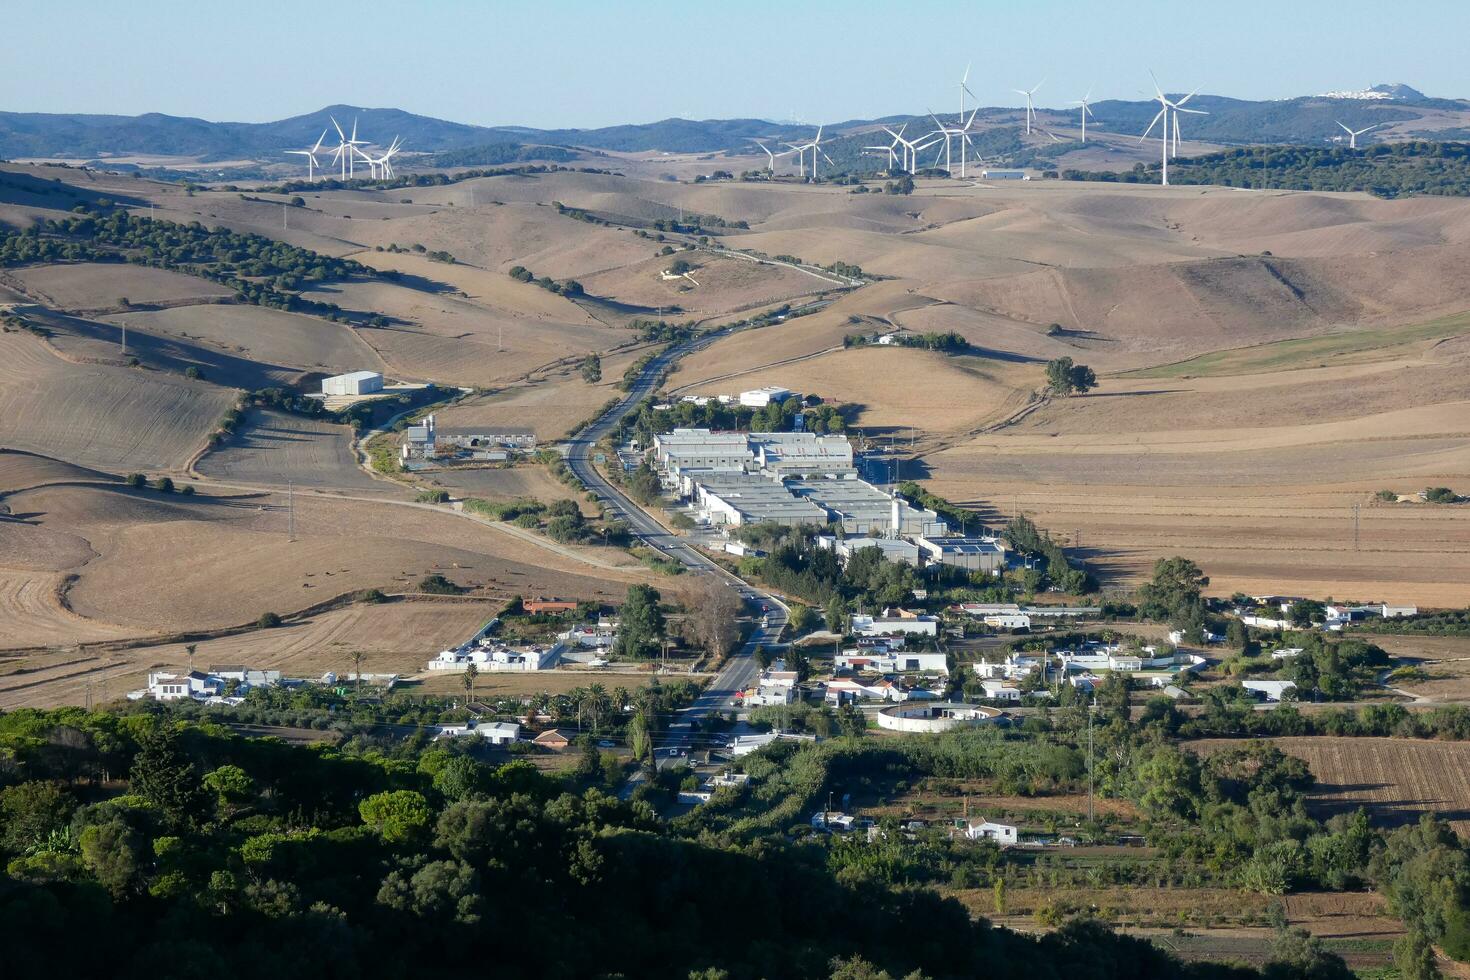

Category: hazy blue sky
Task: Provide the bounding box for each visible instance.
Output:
[7,0,1468,128]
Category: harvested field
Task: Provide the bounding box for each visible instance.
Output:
[4,482,654,639]
[0,597,502,708]
[577,252,827,317]
[432,369,635,441]
[0,449,113,493]
[0,330,235,473]
[415,464,586,508]
[8,262,232,311]
[195,408,389,492]
[1190,736,1470,835]
[1371,634,1470,702]
[102,304,385,377]
[0,569,140,651]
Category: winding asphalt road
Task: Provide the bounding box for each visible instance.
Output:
[564,330,788,751]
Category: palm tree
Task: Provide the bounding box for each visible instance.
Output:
[351,650,365,692]
[462,662,479,701]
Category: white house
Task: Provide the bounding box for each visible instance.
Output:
[433,721,521,744]
[985,613,1031,630]
[144,671,223,701]
[980,680,1023,702]
[730,732,780,756]
[1243,680,1298,702]
[962,820,1018,844]
[836,650,949,675]
[321,371,383,396]
[1242,614,1292,630]
[1381,604,1418,619]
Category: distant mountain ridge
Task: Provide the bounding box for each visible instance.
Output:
[1,89,1467,161]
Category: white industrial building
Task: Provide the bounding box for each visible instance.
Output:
[915,535,1007,573]
[816,535,922,566]
[739,386,795,408]
[428,641,563,673]
[321,371,384,396]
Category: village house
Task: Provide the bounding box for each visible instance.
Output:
[835,649,949,675]
[960,819,1019,845]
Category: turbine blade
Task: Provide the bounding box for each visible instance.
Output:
[1175,87,1200,107]
[332,116,346,141]
[1140,107,1166,141]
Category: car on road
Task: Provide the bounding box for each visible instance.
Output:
[597,740,615,748]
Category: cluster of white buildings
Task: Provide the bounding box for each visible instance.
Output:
[951,602,1102,631]
[400,413,538,467]
[971,641,1206,700]
[650,427,1007,576]
[130,664,383,703]
[431,721,522,744]
[428,639,564,673]
[1235,596,1419,632]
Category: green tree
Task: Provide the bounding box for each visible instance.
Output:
[580,352,602,383]
[78,814,143,898]
[1045,356,1098,395]
[359,790,433,844]
[462,662,479,699]
[433,756,488,802]
[130,726,205,828]
[826,596,847,636]
[202,764,255,817]
[1394,929,1442,980]
[612,584,664,660]
[1137,556,1210,634]
[0,781,74,852]
[787,603,817,636]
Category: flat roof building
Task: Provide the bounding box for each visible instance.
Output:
[322,371,383,396]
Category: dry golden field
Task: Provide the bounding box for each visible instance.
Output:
[1191,737,1470,835]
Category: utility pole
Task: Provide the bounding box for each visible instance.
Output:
[283,203,288,231]
[1353,503,1361,551]
[120,320,127,357]
[287,480,295,541]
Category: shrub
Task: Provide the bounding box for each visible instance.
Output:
[355,588,387,604]
[125,473,145,489]
[257,612,282,628]
[415,489,450,504]
[418,574,464,595]
[153,476,175,493]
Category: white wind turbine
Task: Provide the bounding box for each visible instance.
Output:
[783,125,832,181]
[928,107,980,177]
[1337,120,1384,150]
[1070,89,1096,143]
[882,125,938,174]
[958,62,978,127]
[329,116,370,179]
[286,129,328,180]
[1140,73,1208,186]
[1012,78,1046,135]
[358,136,403,179]
[749,139,792,175]
[863,124,903,171]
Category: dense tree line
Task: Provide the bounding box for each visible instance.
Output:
[0,704,1291,979]
[0,208,378,315]
[1064,142,1470,198]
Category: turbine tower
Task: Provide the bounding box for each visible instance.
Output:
[928,107,980,177]
[1012,78,1046,135]
[1337,120,1384,150]
[286,129,328,180]
[1070,90,1096,143]
[783,125,832,182]
[749,139,792,175]
[863,124,904,171]
[1140,73,1208,186]
[883,125,940,174]
[329,116,370,179]
[358,136,403,179]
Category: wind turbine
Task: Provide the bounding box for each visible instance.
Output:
[359,136,403,179]
[749,139,791,175]
[958,62,978,127]
[1012,78,1046,135]
[286,129,327,180]
[928,107,980,177]
[863,125,903,172]
[783,125,832,181]
[1140,73,1208,186]
[1337,120,1384,150]
[1070,89,1096,143]
[883,125,938,174]
[329,116,370,179]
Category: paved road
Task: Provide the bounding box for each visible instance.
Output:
[564,330,789,758]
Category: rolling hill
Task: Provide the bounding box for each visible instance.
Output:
[5,86,1470,163]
